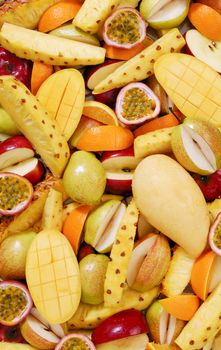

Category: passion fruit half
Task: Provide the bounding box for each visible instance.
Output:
[209,211,221,255]
[55,333,96,350]
[0,280,33,326]
[103,7,146,49]
[115,82,160,126]
[0,172,33,216]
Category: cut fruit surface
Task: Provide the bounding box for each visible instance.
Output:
[55,333,95,350]
[159,295,200,321]
[103,7,146,49]
[209,212,221,256]
[0,280,32,326]
[31,61,53,96]
[83,101,119,125]
[0,172,33,216]
[95,333,149,350]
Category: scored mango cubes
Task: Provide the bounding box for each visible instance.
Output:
[26,229,81,324]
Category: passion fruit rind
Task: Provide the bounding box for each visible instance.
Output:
[103,7,147,49]
[0,280,33,326]
[0,172,33,216]
[55,333,96,350]
[209,211,221,255]
[115,82,160,126]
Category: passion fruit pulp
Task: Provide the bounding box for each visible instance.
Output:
[209,211,221,255]
[103,7,146,49]
[0,280,32,326]
[55,334,96,350]
[115,82,160,126]
[0,172,33,216]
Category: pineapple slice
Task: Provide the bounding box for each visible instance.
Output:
[93,29,185,94]
[41,188,63,231]
[68,285,160,329]
[162,246,195,297]
[103,199,139,307]
[175,281,221,350]
[0,0,61,29]
[134,126,175,159]
[36,69,85,140]
[0,23,105,66]
[154,53,221,127]
[73,0,120,34]
[26,229,81,324]
[0,76,70,177]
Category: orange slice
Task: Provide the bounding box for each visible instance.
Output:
[31,61,53,95]
[159,294,200,321]
[83,101,119,126]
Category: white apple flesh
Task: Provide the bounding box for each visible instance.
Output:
[0,135,34,170]
[185,29,221,73]
[2,157,45,185]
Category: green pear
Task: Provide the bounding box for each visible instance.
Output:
[0,107,20,135]
[0,231,36,280]
[62,151,106,205]
[79,254,110,304]
[49,24,100,46]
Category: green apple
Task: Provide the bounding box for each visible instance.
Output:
[84,200,126,253]
[0,231,36,280]
[49,24,100,46]
[62,150,106,205]
[171,119,221,175]
[0,107,20,135]
[146,301,168,344]
[140,0,190,29]
[79,254,110,304]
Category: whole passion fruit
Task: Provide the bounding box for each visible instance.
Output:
[103,7,146,49]
[209,211,221,255]
[0,172,33,216]
[115,82,160,126]
[0,280,32,326]
[55,333,96,350]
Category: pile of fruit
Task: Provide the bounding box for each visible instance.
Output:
[2,0,221,349]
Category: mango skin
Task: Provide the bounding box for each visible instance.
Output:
[132,154,210,258]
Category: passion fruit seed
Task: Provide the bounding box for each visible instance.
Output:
[212,218,221,249]
[0,175,30,211]
[60,337,91,350]
[122,88,156,121]
[106,11,141,46]
[0,285,27,323]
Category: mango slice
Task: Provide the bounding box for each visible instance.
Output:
[36,69,85,140]
[0,23,105,66]
[73,0,120,34]
[93,29,185,94]
[41,188,63,231]
[26,229,81,324]
[0,76,70,177]
[154,53,221,127]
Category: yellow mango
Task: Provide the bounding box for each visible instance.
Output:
[154,53,221,127]
[37,69,85,140]
[26,229,81,324]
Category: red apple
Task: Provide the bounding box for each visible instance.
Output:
[101,147,140,194]
[0,325,25,343]
[94,88,120,108]
[85,59,124,90]
[0,47,32,87]
[2,157,45,185]
[192,169,221,201]
[91,309,148,345]
[77,242,95,262]
[0,135,35,170]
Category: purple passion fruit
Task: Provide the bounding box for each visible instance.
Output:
[103,7,146,49]
[209,211,221,255]
[55,333,96,350]
[115,82,160,126]
[0,280,32,326]
[0,172,33,215]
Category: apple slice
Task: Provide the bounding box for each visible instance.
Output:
[140,0,190,29]
[101,147,140,194]
[185,29,221,73]
[0,135,34,170]
[86,60,124,90]
[146,301,169,344]
[2,157,45,185]
[30,308,65,338]
[171,119,221,175]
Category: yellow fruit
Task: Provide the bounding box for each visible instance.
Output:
[154,53,221,127]
[0,23,105,66]
[26,229,81,324]
[93,29,185,94]
[36,69,85,140]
